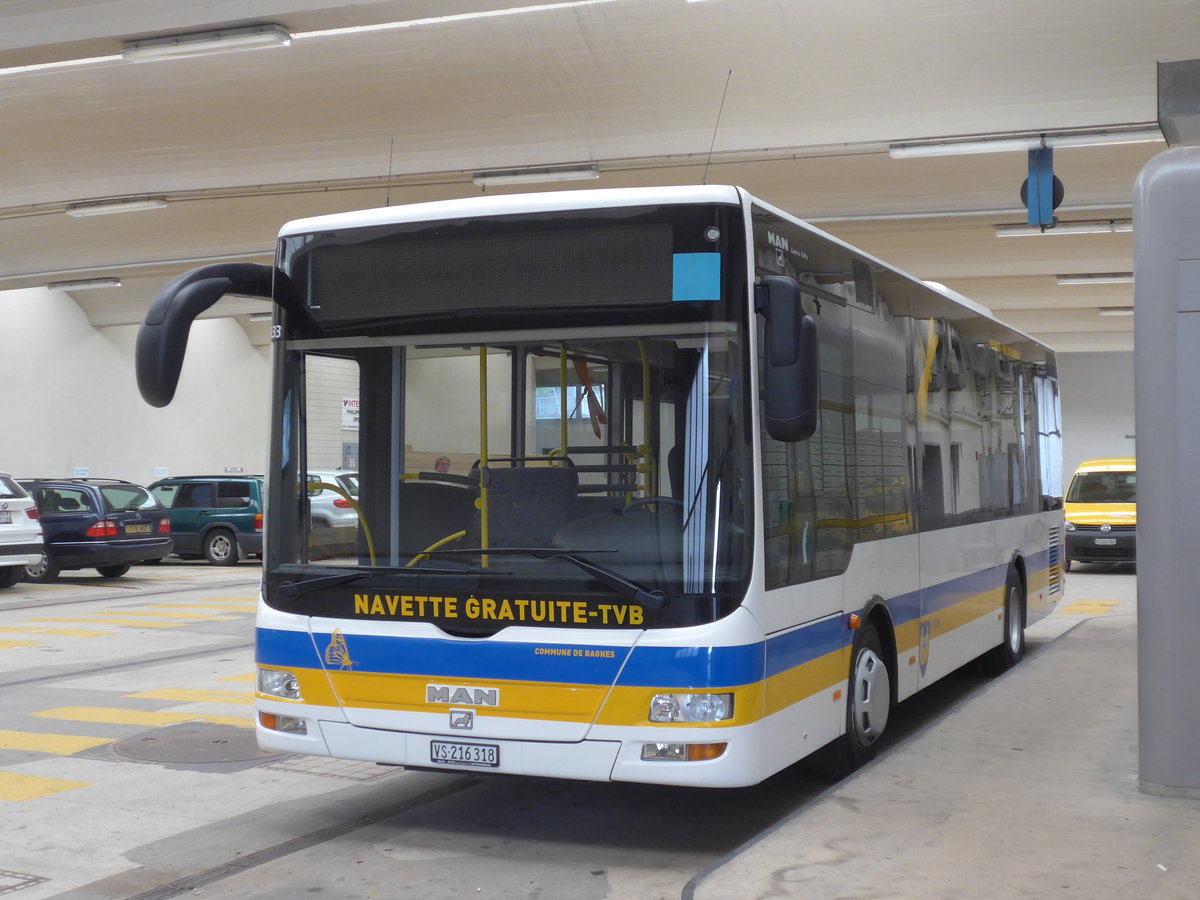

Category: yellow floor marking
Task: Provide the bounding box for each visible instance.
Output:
[0,626,103,638]
[220,673,256,683]
[141,602,255,612]
[88,610,242,621]
[125,689,254,706]
[1058,600,1120,615]
[0,771,90,802]
[32,707,253,728]
[0,640,41,649]
[0,730,112,754]
[24,618,188,629]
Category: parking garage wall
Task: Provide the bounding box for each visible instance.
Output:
[1058,350,1136,473]
[0,288,269,485]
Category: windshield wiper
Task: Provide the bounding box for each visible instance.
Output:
[427,548,668,613]
[276,571,374,598]
[276,564,501,599]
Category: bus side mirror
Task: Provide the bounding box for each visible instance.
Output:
[136,262,315,408]
[758,275,819,442]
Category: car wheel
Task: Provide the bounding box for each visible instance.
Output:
[1064,558,1072,572]
[96,564,132,578]
[24,554,61,583]
[203,529,239,566]
[981,568,1026,675]
[0,566,22,589]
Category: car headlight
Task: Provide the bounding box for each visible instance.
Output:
[649,693,734,723]
[1065,521,1076,531]
[257,668,301,700]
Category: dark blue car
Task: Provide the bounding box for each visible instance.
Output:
[18,478,173,582]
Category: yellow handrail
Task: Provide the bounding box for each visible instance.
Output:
[310,481,375,565]
[406,529,467,567]
[478,347,490,568]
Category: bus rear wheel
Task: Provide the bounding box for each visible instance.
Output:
[981,569,1025,675]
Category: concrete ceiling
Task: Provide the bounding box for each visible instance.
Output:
[3,0,1198,351]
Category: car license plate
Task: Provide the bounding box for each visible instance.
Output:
[0,511,10,524]
[1094,537,1117,545]
[430,740,499,768]
[125,523,152,534]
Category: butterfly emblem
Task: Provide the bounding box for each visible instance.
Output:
[324,629,354,670]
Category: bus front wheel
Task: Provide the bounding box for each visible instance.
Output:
[814,619,893,778]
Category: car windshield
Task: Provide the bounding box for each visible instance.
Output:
[1067,471,1136,503]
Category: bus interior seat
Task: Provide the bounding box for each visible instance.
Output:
[479,466,579,548]
[395,480,480,555]
[551,503,682,565]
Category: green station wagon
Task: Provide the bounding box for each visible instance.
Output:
[149,476,263,566]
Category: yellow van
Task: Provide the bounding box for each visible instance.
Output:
[1064,457,1136,570]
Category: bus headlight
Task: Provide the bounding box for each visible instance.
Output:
[258,668,302,700]
[649,693,734,723]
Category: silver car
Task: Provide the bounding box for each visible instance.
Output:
[0,473,44,588]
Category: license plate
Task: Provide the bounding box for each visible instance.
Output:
[430,740,499,768]
[0,511,10,524]
[1094,537,1117,545]
[125,523,152,534]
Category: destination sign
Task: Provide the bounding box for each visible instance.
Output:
[347,592,646,628]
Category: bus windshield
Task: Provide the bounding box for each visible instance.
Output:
[270,324,752,631]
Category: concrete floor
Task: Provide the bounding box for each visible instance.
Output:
[690,566,1200,900]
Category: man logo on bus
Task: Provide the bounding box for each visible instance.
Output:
[427,684,500,707]
[919,620,931,677]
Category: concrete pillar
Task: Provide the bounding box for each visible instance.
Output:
[1133,145,1200,798]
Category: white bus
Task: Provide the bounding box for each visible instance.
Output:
[137,185,1065,787]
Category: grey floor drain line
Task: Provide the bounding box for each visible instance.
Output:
[125,776,477,900]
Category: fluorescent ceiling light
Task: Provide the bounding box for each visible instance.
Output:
[473,165,600,186]
[293,1,616,40]
[1056,273,1134,285]
[890,128,1163,159]
[995,220,1133,237]
[123,24,291,62]
[46,277,121,291]
[1099,308,1135,317]
[65,197,167,217]
[247,313,274,323]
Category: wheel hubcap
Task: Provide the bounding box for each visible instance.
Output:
[211,536,231,559]
[1006,586,1022,654]
[851,648,891,747]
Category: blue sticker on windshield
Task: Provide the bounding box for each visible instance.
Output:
[672,253,721,302]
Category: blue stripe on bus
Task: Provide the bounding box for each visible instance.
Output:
[256,554,1054,689]
[617,643,764,687]
[764,615,844,679]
